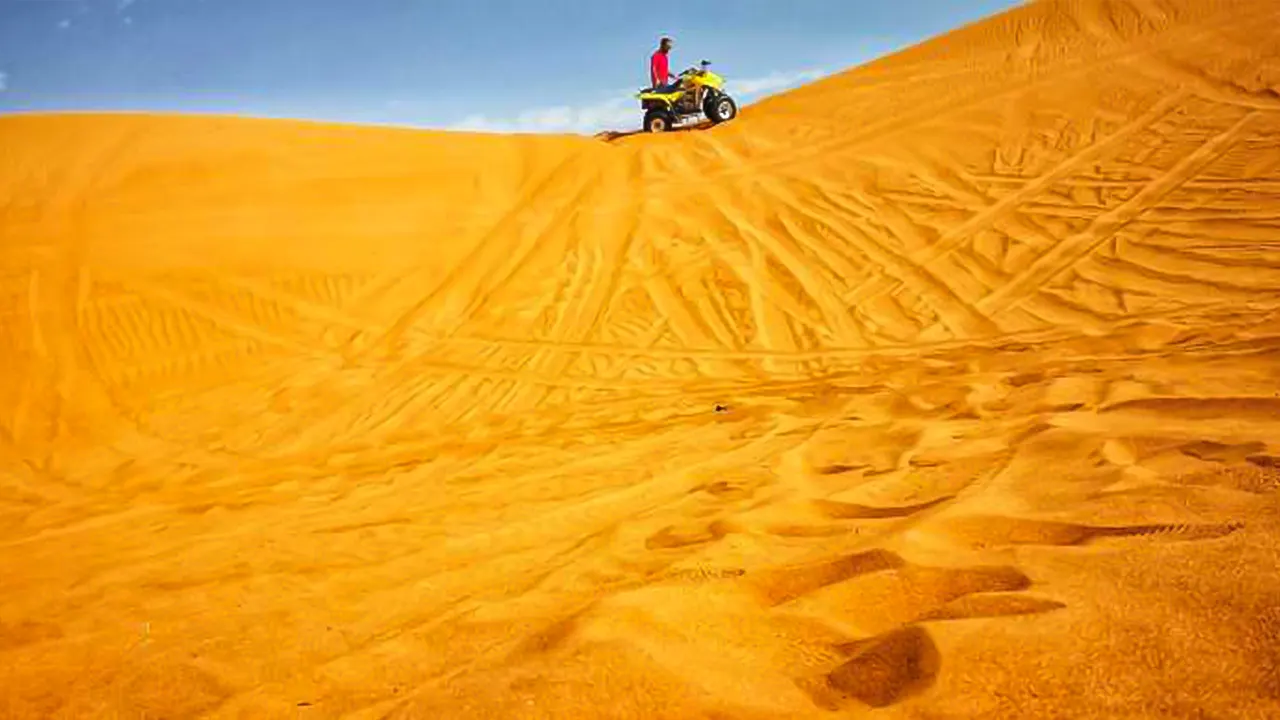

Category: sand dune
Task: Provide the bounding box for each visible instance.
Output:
[3,0,1280,717]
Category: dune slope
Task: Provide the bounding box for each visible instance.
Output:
[3,0,1280,717]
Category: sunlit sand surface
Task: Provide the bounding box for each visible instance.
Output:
[2,0,1279,717]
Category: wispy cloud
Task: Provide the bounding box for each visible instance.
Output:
[449,99,636,136]
[731,69,830,95]
[446,67,832,135]
[118,0,136,10]
[0,72,8,93]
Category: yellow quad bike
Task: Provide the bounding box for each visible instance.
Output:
[637,60,738,133]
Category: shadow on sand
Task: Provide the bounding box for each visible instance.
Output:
[594,119,715,144]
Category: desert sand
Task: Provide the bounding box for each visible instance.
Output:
[3,0,1280,717]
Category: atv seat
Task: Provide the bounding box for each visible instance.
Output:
[647,81,682,94]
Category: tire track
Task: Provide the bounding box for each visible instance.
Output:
[408,299,1272,365]
[493,151,642,415]
[969,110,1262,322]
[289,163,610,441]
[350,147,601,359]
[432,164,606,342]
[789,178,999,339]
[745,235,803,367]
[289,348,710,453]
[1080,0,1280,111]
[1077,251,1280,302]
[1123,235,1280,283]
[1017,288,1115,332]
[697,220,827,345]
[936,515,1244,548]
[80,295,244,369]
[222,274,372,335]
[342,369,463,441]
[765,170,988,341]
[401,181,598,390]
[845,90,1190,310]
[110,338,266,393]
[684,255,748,350]
[336,147,582,321]
[633,229,744,378]
[711,179,871,348]
[675,5,1227,187]
[127,279,317,355]
[433,374,495,429]
[15,124,148,462]
[236,385,758,487]
[701,269,747,348]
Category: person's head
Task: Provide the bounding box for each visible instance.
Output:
[659,37,673,53]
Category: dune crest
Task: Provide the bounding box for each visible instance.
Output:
[3,0,1280,717]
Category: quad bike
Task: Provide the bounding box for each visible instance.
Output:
[637,60,738,133]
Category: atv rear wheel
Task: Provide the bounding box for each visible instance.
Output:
[644,109,675,133]
[706,95,738,124]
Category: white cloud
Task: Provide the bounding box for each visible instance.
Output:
[0,72,7,93]
[445,67,832,135]
[58,19,72,29]
[118,0,136,11]
[449,96,636,135]
[731,68,830,96]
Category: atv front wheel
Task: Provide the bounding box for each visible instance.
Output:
[644,109,675,133]
[706,95,738,124]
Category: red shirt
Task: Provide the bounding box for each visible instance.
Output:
[650,50,669,87]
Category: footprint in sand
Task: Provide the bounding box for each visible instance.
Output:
[803,625,941,710]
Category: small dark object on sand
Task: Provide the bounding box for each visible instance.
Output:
[714,404,729,413]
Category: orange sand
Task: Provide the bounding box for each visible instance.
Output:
[3,0,1280,717]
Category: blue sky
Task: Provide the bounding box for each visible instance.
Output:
[0,0,1020,134]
